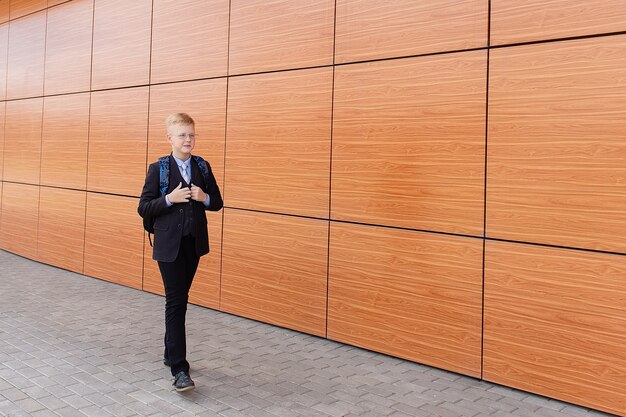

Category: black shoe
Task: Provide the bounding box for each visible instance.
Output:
[173,371,195,392]
[163,358,170,367]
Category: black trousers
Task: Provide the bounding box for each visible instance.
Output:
[157,236,199,376]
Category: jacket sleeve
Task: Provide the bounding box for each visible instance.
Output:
[138,163,170,218]
[204,163,223,212]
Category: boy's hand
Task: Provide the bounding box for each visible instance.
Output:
[168,182,191,203]
[190,184,207,202]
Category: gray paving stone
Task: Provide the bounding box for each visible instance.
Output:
[0,250,617,417]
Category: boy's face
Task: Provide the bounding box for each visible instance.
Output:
[167,123,195,159]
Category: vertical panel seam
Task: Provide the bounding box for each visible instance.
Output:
[219,0,233,310]
[481,0,492,380]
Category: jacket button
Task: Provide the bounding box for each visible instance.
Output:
[179,209,183,213]
[177,224,181,228]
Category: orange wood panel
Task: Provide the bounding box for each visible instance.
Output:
[484,241,626,416]
[226,68,332,217]
[143,210,223,310]
[487,36,626,253]
[229,0,334,75]
[41,93,90,189]
[88,88,148,196]
[221,209,328,336]
[491,0,626,46]
[44,0,93,95]
[91,0,151,90]
[332,52,486,235]
[9,0,46,19]
[84,193,143,289]
[151,0,229,84]
[336,0,488,64]
[0,102,5,180]
[4,98,43,184]
[37,188,86,273]
[147,79,227,189]
[6,10,45,99]
[0,182,39,260]
[0,182,2,247]
[0,23,8,99]
[0,1,8,23]
[48,0,70,6]
[328,222,483,377]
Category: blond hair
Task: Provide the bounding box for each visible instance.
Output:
[166,113,195,130]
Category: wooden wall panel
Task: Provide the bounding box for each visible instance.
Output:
[151,0,229,84]
[229,0,334,75]
[44,0,93,95]
[6,10,45,99]
[491,0,626,46]
[88,88,148,196]
[147,79,226,189]
[4,98,43,184]
[336,0,488,64]
[0,23,8,99]
[484,241,626,416]
[0,102,5,180]
[37,188,86,273]
[41,93,90,189]
[91,0,151,90]
[48,0,70,6]
[84,193,143,289]
[332,52,486,235]
[0,182,39,259]
[0,1,8,23]
[143,210,223,310]
[487,36,626,253]
[221,209,328,336]
[226,68,332,217]
[9,0,46,19]
[328,222,483,377]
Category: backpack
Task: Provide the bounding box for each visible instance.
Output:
[144,155,211,244]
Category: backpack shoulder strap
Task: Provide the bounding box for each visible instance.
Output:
[158,156,170,196]
[192,155,210,188]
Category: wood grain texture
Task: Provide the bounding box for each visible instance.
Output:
[328,222,483,377]
[9,0,46,19]
[332,52,486,235]
[225,68,332,217]
[143,210,223,310]
[491,0,626,45]
[0,23,8,99]
[0,182,39,260]
[84,193,143,289]
[41,93,90,189]
[487,36,626,253]
[0,1,8,23]
[48,0,71,6]
[336,0,488,64]
[91,0,151,90]
[6,10,45,99]
[147,79,227,190]
[221,209,328,336]
[88,87,148,196]
[4,98,43,184]
[44,0,93,95]
[484,241,626,416]
[151,0,229,83]
[0,102,5,180]
[229,0,334,75]
[37,188,86,273]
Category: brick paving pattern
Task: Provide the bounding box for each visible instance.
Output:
[0,250,615,417]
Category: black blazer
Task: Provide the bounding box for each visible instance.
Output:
[138,155,223,262]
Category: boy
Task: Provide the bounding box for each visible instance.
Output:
[138,113,223,391]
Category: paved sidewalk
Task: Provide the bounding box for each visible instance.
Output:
[0,250,614,417]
